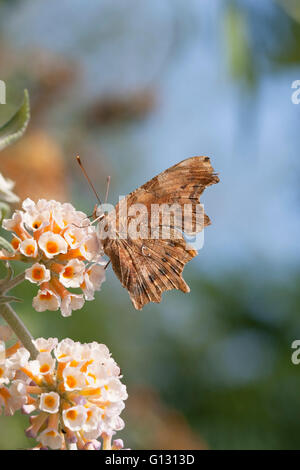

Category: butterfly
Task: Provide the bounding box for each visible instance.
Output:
[78,156,219,310]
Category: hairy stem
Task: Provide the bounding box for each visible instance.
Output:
[0,302,38,359]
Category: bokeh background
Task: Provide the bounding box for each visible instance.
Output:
[0,0,300,450]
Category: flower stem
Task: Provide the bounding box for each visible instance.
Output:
[1,271,26,294]
[0,302,38,359]
[102,433,112,450]
[0,270,38,359]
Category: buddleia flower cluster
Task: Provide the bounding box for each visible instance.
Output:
[0,198,106,317]
[0,331,127,450]
[0,325,30,416]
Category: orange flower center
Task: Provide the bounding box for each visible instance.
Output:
[33,221,42,229]
[32,267,44,281]
[11,238,20,250]
[44,395,56,408]
[46,241,59,254]
[63,266,74,279]
[40,292,52,301]
[0,367,3,378]
[66,375,77,389]
[69,360,79,367]
[25,244,35,256]
[66,409,78,420]
[40,364,50,373]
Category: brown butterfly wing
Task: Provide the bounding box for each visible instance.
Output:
[101,156,219,310]
[102,235,196,310]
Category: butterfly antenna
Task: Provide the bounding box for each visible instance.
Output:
[104,176,111,204]
[76,156,102,206]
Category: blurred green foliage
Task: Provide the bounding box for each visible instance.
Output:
[224,0,300,87]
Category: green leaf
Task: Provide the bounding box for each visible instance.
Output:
[0,202,10,221]
[0,236,13,253]
[0,89,30,151]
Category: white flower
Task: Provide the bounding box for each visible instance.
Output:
[104,401,125,419]
[0,173,19,203]
[82,264,106,300]
[83,406,103,434]
[36,352,56,376]
[32,289,60,312]
[88,264,106,289]
[59,259,85,288]
[38,232,68,259]
[25,263,51,285]
[6,347,30,370]
[80,233,102,261]
[23,212,50,233]
[22,198,51,232]
[54,338,80,363]
[38,428,63,450]
[63,367,86,391]
[2,211,23,232]
[85,362,110,387]
[22,198,37,212]
[105,378,128,402]
[20,239,38,258]
[61,293,84,317]
[63,226,88,249]
[33,338,58,353]
[54,203,86,229]
[39,392,60,414]
[4,380,28,416]
[0,360,13,385]
[63,405,87,431]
